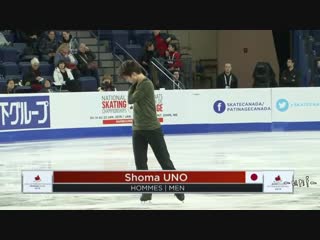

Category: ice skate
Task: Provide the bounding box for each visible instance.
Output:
[140,193,152,203]
[174,193,185,202]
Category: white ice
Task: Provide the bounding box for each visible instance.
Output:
[0,131,319,210]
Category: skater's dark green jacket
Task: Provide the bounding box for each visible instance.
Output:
[128,78,161,131]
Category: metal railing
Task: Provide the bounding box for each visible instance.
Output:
[113,42,185,89]
[151,57,185,90]
[113,42,148,75]
[92,32,187,89]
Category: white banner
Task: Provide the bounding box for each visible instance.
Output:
[161,90,209,124]
[272,87,320,122]
[0,89,274,132]
[207,88,272,123]
[51,91,132,128]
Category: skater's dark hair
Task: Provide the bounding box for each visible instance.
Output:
[118,60,143,78]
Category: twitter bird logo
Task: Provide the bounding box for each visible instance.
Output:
[276,99,289,112]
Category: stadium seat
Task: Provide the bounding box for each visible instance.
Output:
[79,76,98,91]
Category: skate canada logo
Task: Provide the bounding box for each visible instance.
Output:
[263,172,294,193]
[270,175,291,186]
[22,171,53,193]
[213,100,271,114]
[34,175,41,182]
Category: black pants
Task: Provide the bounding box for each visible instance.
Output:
[132,128,175,170]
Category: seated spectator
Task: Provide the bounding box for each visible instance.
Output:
[38,31,60,63]
[54,43,80,80]
[279,58,300,87]
[172,70,183,89]
[75,43,99,85]
[166,43,182,73]
[39,79,56,93]
[216,63,239,89]
[17,30,43,55]
[151,30,171,58]
[53,60,81,92]
[1,79,16,94]
[98,74,116,91]
[62,31,79,54]
[22,57,44,92]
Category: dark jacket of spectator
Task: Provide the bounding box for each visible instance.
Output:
[101,82,116,91]
[280,68,300,87]
[39,36,60,55]
[311,59,320,86]
[23,67,42,86]
[141,48,159,72]
[62,34,79,54]
[142,49,159,64]
[216,72,239,88]
[16,29,43,54]
[75,50,96,73]
[22,67,43,92]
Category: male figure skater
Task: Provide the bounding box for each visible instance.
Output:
[119,60,185,202]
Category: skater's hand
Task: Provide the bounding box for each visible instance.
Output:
[131,82,137,90]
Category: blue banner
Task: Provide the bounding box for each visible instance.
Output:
[0,96,50,130]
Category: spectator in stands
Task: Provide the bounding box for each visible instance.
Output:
[55,43,80,80]
[62,31,79,54]
[98,74,116,91]
[75,43,99,85]
[22,57,44,92]
[151,30,171,58]
[311,59,320,86]
[172,70,183,90]
[1,79,16,94]
[166,43,182,73]
[141,41,159,86]
[279,58,300,87]
[39,79,55,93]
[53,60,81,92]
[216,63,239,88]
[38,31,60,63]
[17,30,43,55]
[141,41,159,70]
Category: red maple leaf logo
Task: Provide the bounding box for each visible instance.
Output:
[275,175,281,181]
[35,175,41,181]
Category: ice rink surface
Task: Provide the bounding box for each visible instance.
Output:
[0,131,319,210]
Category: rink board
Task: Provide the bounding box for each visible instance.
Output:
[0,88,319,142]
